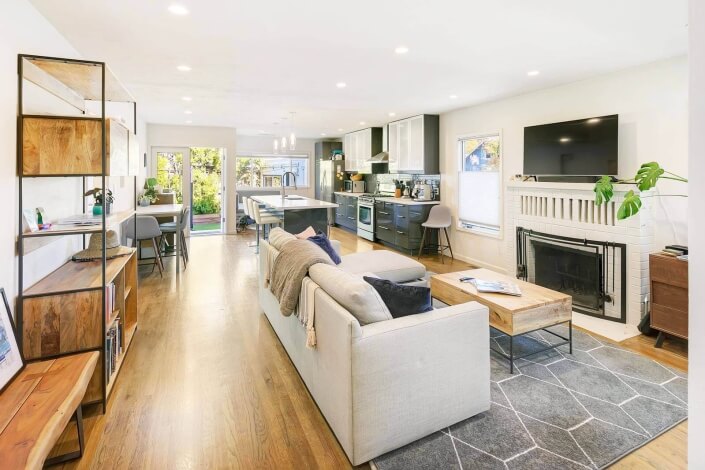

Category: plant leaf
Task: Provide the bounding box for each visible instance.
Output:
[593,176,614,205]
[635,162,664,191]
[617,190,643,220]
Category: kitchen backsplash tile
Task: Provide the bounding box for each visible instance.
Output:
[364,173,441,200]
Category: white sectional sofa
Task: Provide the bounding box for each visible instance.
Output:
[258,239,490,465]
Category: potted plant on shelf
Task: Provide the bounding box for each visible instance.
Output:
[139,177,159,207]
[85,188,114,215]
[594,162,688,219]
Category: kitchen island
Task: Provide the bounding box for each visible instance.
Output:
[250,195,338,235]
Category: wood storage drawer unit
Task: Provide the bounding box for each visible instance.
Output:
[649,253,688,341]
[22,116,129,176]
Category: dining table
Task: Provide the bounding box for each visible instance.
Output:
[136,204,185,273]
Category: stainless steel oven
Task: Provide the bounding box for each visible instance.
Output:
[357,195,375,241]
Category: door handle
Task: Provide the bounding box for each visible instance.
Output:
[397,215,406,218]
[378,211,389,215]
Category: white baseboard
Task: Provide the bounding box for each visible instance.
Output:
[572,312,641,342]
[454,253,508,274]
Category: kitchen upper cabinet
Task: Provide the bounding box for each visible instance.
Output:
[344,127,383,173]
[386,114,439,174]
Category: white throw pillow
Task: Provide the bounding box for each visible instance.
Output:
[268,227,297,250]
[309,264,392,325]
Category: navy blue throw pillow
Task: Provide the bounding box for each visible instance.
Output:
[363,276,433,318]
[308,231,342,264]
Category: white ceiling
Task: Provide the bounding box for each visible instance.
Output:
[29,0,687,138]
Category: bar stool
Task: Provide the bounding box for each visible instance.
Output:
[159,205,190,268]
[125,216,165,276]
[418,205,454,264]
[248,198,281,252]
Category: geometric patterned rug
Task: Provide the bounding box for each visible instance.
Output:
[372,325,688,470]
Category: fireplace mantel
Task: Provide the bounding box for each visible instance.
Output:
[506,180,640,193]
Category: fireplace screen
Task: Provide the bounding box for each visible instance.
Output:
[516,227,626,323]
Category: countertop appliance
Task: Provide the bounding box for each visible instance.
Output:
[316,158,345,203]
[416,184,433,201]
[345,180,366,193]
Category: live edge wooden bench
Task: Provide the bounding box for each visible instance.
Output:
[0,352,98,469]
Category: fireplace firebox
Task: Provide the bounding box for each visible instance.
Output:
[516,227,626,323]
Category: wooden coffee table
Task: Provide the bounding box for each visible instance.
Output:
[431,268,573,373]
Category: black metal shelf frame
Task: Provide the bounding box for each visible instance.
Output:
[16,54,139,413]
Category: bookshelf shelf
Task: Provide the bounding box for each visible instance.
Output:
[17,54,139,412]
[23,252,135,297]
[21,210,136,239]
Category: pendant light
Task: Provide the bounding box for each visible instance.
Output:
[272,122,280,154]
[281,136,287,151]
[289,112,297,151]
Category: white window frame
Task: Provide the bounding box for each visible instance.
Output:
[456,130,504,240]
[235,153,310,189]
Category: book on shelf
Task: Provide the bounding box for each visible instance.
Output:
[469,278,523,296]
[106,319,123,383]
[105,282,116,322]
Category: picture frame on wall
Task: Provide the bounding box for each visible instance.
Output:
[0,287,24,393]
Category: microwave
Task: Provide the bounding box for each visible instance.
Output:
[344,180,366,193]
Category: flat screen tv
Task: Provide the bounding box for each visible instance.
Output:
[523,114,618,176]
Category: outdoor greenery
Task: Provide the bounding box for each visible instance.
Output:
[236,157,308,187]
[155,149,223,215]
[594,162,688,220]
[190,147,222,215]
[156,153,184,203]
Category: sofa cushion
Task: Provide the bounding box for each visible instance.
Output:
[268,227,297,250]
[308,231,342,265]
[363,276,433,318]
[309,264,392,325]
[338,250,426,283]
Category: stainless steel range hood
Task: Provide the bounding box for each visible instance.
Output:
[367,151,389,163]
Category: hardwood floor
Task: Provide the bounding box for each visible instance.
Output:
[50,226,687,469]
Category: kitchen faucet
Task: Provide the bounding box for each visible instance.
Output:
[281,171,297,199]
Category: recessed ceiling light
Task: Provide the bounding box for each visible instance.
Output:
[336,82,347,88]
[388,112,396,117]
[587,118,601,124]
[338,128,343,132]
[394,46,409,55]
[176,65,191,72]
[184,110,192,114]
[182,96,192,101]
[168,4,189,15]
[359,121,366,125]
[527,70,540,77]
[449,94,458,99]
[185,120,192,124]
[321,133,327,136]
[559,137,571,143]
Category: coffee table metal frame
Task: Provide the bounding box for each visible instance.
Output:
[491,320,573,374]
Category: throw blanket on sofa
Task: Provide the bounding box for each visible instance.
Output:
[269,239,333,316]
[297,277,319,348]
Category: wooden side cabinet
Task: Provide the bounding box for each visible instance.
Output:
[649,253,688,347]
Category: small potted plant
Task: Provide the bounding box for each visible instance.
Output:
[139,178,159,207]
[85,188,114,215]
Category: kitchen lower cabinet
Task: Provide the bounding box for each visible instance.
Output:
[334,194,357,231]
[374,201,436,254]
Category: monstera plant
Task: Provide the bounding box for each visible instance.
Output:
[594,162,688,220]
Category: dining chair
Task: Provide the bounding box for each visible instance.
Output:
[125,215,165,276]
[159,205,190,268]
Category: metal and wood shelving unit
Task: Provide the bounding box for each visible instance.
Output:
[16,54,140,411]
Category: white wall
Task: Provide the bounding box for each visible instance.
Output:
[235,135,317,198]
[0,0,84,311]
[688,1,705,466]
[147,124,237,233]
[440,57,688,271]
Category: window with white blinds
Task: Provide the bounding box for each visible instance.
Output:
[457,133,502,236]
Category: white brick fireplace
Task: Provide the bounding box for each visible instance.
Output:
[505,181,654,341]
